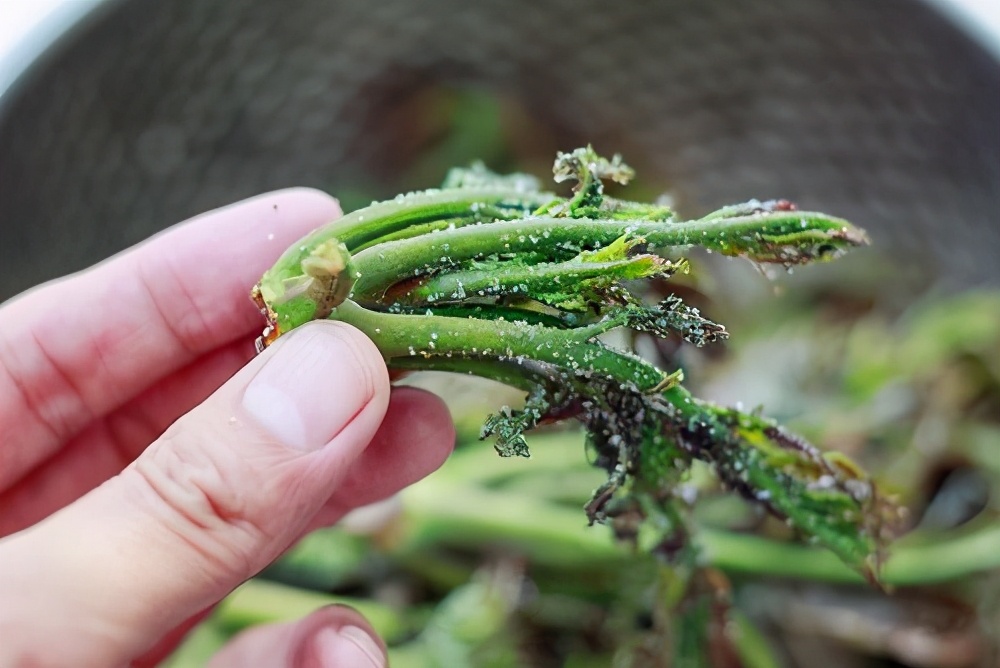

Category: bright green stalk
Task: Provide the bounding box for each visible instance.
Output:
[214,579,414,641]
[326,300,669,389]
[282,187,551,256]
[397,477,1000,586]
[349,211,863,301]
[393,252,676,308]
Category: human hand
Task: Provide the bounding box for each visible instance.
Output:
[0,190,455,667]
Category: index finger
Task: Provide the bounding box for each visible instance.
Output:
[0,188,340,491]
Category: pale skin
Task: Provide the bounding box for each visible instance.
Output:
[0,189,456,667]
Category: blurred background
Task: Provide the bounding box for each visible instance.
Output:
[0,1,998,666]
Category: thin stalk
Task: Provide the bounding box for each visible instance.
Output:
[350,203,529,252]
[396,479,1000,586]
[213,579,415,641]
[702,520,1000,586]
[328,300,671,390]
[393,255,669,307]
[311,187,552,251]
[402,303,580,328]
[350,211,863,298]
[397,479,625,567]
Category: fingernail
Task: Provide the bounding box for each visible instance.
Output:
[312,625,385,668]
[241,324,373,450]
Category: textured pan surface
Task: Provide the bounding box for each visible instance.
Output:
[1,0,997,300]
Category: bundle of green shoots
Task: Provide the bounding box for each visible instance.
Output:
[253,147,897,580]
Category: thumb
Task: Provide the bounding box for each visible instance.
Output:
[0,321,390,667]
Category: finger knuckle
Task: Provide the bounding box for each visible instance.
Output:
[124,425,278,580]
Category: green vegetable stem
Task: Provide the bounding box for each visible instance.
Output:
[253,147,897,580]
